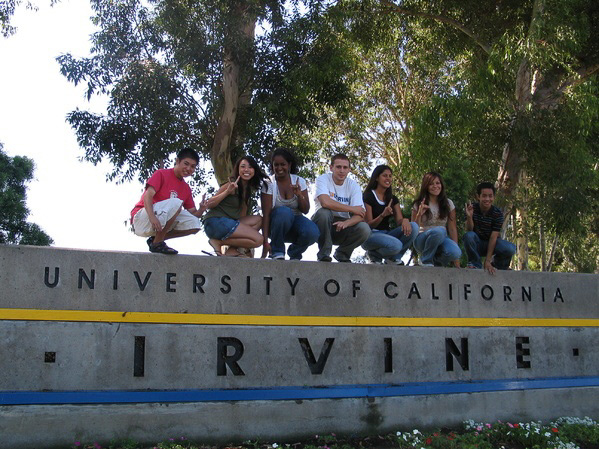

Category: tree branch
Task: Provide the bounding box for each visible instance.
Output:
[380,0,492,55]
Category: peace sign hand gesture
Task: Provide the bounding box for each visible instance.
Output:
[291,178,302,196]
[225,176,240,195]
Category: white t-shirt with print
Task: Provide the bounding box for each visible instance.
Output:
[314,173,364,219]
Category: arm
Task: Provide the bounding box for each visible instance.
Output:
[393,203,412,235]
[365,203,387,228]
[447,209,458,243]
[297,188,310,214]
[291,178,310,214]
[411,199,429,226]
[188,193,208,218]
[260,192,273,258]
[317,194,365,217]
[334,213,364,231]
[447,208,461,268]
[203,178,239,210]
[143,187,163,232]
[484,231,500,274]
[465,201,474,231]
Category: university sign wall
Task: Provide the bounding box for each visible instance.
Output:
[0,245,597,448]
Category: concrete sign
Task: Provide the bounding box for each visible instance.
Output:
[0,245,598,448]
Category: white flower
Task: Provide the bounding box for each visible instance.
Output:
[396,431,402,437]
[272,444,278,448]
[413,429,420,435]
[545,432,552,437]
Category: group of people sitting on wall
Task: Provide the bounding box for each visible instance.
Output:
[130,148,517,273]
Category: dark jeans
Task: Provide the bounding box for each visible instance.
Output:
[463,231,516,269]
[269,206,319,260]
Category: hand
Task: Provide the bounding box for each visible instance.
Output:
[198,193,208,215]
[149,214,162,233]
[225,176,240,195]
[291,178,302,197]
[417,198,429,217]
[484,259,496,275]
[465,201,474,219]
[382,200,393,217]
[334,220,351,231]
[453,260,461,268]
[261,241,271,259]
[350,206,365,218]
[401,218,412,235]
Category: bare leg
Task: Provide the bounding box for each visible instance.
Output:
[164,229,200,240]
[222,220,263,250]
[154,206,182,244]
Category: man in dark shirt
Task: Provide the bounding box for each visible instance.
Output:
[464,182,516,274]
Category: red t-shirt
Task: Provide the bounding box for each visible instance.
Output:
[130,169,195,221]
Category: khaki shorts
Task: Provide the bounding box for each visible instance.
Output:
[132,198,201,237]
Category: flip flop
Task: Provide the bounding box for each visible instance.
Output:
[149,241,178,255]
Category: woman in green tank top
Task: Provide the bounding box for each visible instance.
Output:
[203,156,269,257]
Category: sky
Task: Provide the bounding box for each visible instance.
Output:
[0,2,332,260]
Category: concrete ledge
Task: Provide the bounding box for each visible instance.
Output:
[0,245,598,448]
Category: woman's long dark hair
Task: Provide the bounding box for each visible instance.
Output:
[231,156,269,204]
[365,165,394,205]
[270,148,299,175]
[412,172,450,221]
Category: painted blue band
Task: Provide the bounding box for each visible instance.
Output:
[2,376,598,405]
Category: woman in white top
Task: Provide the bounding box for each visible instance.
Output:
[261,148,319,260]
[411,172,461,267]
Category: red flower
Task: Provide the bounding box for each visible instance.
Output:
[552,428,559,433]
[433,433,439,437]
[426,438,432,444]
[514,424,520,428]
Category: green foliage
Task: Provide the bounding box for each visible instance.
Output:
[58,0,357,186]
[307,0,599,272]
[0,143,53,246]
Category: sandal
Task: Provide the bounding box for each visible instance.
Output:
[223,247,249,258]
[146,236,154,250]
[208,239,223,256]
[149,241,178,255]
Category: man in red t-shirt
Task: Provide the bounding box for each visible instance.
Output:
[131,148,207,254]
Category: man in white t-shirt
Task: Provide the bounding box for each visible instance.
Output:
[311,154,371,262]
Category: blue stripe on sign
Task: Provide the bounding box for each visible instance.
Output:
[1,376,598,405]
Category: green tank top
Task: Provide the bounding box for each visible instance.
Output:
[203,193,243,221]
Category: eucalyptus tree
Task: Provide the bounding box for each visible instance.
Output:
[58,0,355,185]
[376,0,599,270]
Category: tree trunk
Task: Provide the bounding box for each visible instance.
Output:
[209,4,256,185]
[516,207,529,270]
[546,235,558,271]
[539,222,546,270]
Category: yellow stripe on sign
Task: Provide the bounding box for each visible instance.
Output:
[0,308,598,327]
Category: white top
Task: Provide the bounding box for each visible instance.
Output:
[413,198,455,232]
[262,174,308,215]
[314,173,364,219]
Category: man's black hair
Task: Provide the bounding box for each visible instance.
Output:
[476,182,496,195]
[177,147,200,164]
